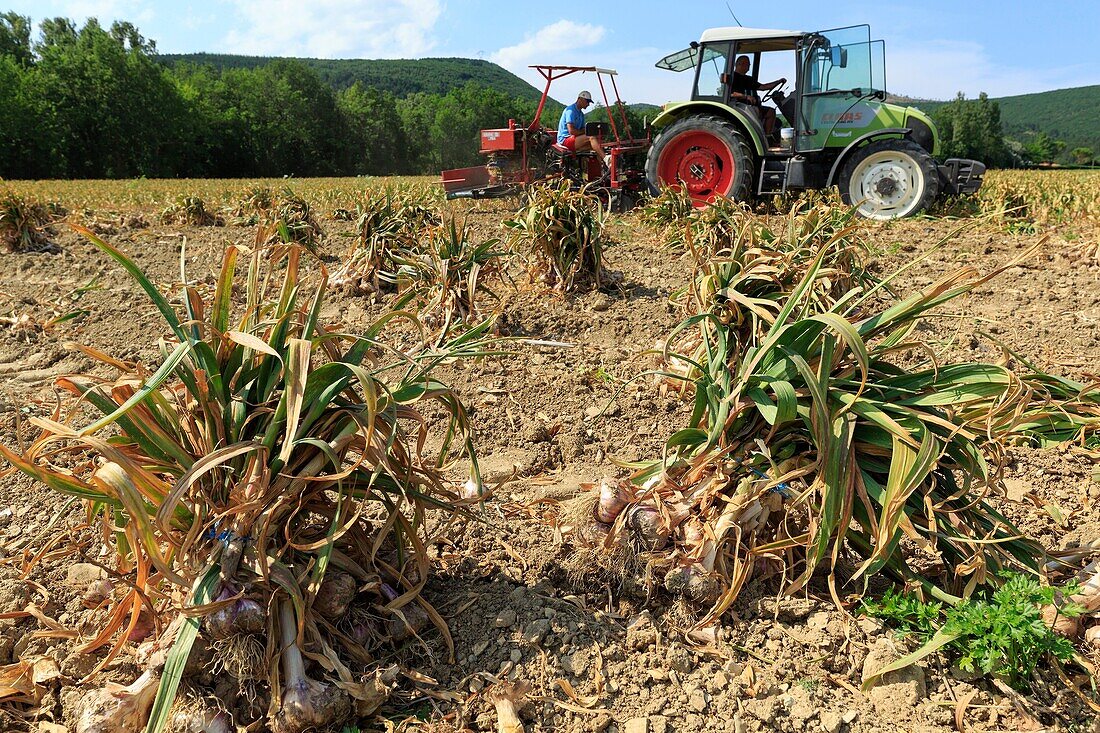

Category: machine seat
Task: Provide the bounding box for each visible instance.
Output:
[552,143,596,157]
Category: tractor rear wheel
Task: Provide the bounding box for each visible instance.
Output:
[839,139,939,219]
[646,115,754,206]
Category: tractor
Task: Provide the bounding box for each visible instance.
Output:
[440,65,651,211]
[647,24,985,218]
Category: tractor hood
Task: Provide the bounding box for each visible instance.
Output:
[900,105,940,157]
[870,101,941,157]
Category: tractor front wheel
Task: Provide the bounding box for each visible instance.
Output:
[646,115,754,206]
[839,139,939,220]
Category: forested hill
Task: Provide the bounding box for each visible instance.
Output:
[159,54,545,101]
[904,85,1100,160]
[986,86,1100,154]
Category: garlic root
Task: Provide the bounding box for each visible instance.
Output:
[488,680,530,733]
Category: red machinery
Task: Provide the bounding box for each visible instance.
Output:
[440,65,651,209]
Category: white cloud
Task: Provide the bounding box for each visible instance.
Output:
[888,40,1096,99]
[221,0,442,58]
[487,21,695,107]
[490,20,606,70]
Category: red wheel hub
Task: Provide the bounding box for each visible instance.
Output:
[657,130,735,204]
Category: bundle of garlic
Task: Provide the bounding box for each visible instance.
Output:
[562,231,1078,618]
[561,455,810,610]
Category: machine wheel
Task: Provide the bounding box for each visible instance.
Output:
[839,139,939,220]
[646,115,754,206]
[612,189,640,214]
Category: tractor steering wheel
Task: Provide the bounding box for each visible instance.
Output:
[759,79,787,106]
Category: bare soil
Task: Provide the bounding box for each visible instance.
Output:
[1,195,1099,733]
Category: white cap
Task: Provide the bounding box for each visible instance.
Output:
[578,90,593,102]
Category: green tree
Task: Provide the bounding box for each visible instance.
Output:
[931,92,1010,167]
[400,82,538,172]
[0,56,62,177]
[35,17,76,52]
[34,18,187,177]
[0,12,557,178]
[1070,146,1094,166]
[395,91,437,173]
[337,83,409,175]
[0,12,33,66]
[1022,131,1066,165]
[108,20,156,54]
[229,60,343,176]
[169,64,253,177]
[586,102,647,139]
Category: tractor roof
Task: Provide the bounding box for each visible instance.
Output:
[700,26,803,50]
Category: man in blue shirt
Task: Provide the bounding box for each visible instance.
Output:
[557,91,610,169]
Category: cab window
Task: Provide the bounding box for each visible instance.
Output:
[693,42,731,101]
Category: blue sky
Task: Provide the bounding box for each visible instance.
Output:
[7,0,1099,103]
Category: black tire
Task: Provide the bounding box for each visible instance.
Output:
[645,115,755,205]
[611,189,639,214]
[838,139,940,220]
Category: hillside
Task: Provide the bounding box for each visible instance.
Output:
[991,86,1100,154]
[159,54,545,101]
[905,85,1100,157]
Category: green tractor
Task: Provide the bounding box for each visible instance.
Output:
[647,24,985,219]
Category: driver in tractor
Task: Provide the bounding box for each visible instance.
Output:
[558,90,613,170]
[730,55,786,139]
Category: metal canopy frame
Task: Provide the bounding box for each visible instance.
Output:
[528,64,634,145]
[440,63,652,201]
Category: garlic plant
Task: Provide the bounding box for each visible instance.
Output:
[331,188,440,295]
[3,231,493,732]
[0,190,54,252]
[504,182,607,292]
[391,216,507,331]
[565,201,1100,619]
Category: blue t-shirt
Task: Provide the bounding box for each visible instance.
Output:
[558,103,585,143]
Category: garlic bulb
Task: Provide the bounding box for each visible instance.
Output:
[595,478,630,524]
[271,600,352,733]
[313,572,357,619]
[460,477,483,501]
[627,505,669,551]
[205,585,266,640]
[77,670,160,733]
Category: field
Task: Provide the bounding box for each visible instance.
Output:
[1,171,1100,733]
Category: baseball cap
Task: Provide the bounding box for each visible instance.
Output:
[578,90,594,102]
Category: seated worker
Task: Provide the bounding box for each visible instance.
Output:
[557,90,612,169]
[730,55,786,137]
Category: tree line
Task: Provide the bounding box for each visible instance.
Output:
[4,12,1088,180]
[929,93,1094,168]
[161,53,545,101]
[0,13,553,179]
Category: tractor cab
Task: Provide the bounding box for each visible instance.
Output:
[649,24,985,218]
[657,27,802,147]
[655,25,893,154]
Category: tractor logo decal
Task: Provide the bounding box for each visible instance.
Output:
[822,111,864,124]
[483,132,500,141]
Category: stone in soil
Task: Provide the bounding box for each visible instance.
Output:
[492,608,517,628]
[861,638,927,698]
[65,562,106,587]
